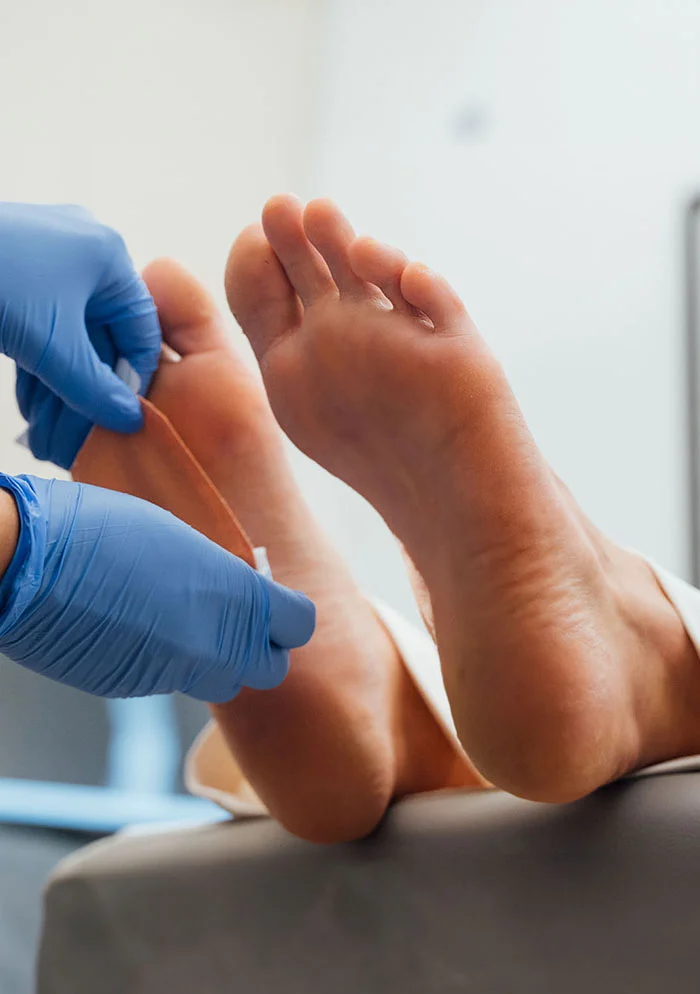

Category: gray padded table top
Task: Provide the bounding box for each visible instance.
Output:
[39,772,700,994]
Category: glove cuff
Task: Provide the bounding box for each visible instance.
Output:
[0,474,47,640]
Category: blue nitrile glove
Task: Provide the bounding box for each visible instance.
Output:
[0,202,162,470]
[0,474,315,701]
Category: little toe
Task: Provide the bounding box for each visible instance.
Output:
[143,258,227,356]
[303,199,370,296]
[262,194,336,306]
[225,223,303,361]
[400,262,468,332]
[348,236,412,311]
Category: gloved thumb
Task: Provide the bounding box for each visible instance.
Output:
[38,314,144,433]
[263,577,316,649]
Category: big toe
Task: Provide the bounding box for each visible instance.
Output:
[225,223,302,361]
[142,258,227,355]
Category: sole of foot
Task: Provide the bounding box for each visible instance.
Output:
[228,194,700,803]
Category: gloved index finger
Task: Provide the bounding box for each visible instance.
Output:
[263,577,316,649]
[32,311,144,435]
[108,306,162,395]
[87,267,162,393]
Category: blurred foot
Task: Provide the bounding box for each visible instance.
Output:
[232,195,700,802]
[144,258,479,843]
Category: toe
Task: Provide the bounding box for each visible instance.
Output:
[303,199,370,296]
[142,258,227,355]
[225,223,303,360]
[400,262,468,332]
[348,236,411,311]
[261,194,335,306]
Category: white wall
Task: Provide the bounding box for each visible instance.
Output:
[315,0,700,578]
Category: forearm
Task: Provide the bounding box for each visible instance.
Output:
[0,487,20,583]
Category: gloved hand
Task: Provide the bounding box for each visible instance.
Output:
[0,202,162,470]
[0,474,315,701]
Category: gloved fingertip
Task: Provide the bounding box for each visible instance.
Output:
[265,580,316,649]
[96,386,144,434]
[116,353,159,398]
[243,644,291,691]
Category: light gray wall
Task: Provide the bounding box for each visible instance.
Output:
[314,0,700,578]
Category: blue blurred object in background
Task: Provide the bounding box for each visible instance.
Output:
[0,661,225,832]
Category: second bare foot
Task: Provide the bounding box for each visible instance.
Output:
[231,195,700,802]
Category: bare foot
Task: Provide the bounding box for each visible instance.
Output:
[233,194,700,802]
[142,258,480,843]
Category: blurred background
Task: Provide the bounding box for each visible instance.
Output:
[1,0,700,988]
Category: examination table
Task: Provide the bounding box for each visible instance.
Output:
[38,767,700,993]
